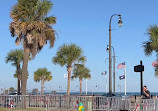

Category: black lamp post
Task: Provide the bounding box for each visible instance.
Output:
[108,14,123,97]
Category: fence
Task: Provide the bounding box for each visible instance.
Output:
[132,99,158,111]
[0,95,157,111]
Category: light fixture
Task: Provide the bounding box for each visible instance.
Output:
[106,45,109,52]
[118,15,123,27]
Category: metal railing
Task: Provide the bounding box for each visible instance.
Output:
[0,95,157,111]
[131,99,158,111]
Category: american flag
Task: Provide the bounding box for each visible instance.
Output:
[117,62,125,69]
[119,75,125,80]
[152,60,158,67]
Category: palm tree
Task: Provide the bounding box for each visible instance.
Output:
[14,70,22,94]
[13,70,22,79]
[32,88,39,95]
[72,64,91,95]
[6,49,23,95]
[143,25,158,76]
[14,70,29,89]
[10,0,56,95]
[34,68,52,95]
[9,87,16,94]
[52,44,86,96]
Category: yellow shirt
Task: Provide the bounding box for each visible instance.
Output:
[78,106,84,111]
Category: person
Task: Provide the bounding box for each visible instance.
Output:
[142,86,150,99]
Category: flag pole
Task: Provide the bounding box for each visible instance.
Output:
[106,74,108,94]
[125,67,126,96]
[86,79,87,95]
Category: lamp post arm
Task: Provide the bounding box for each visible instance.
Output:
[109,14,121,31]
[111,46,115,57]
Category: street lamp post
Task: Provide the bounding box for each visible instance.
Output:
[107,45,115,94]
[108,14,123,97]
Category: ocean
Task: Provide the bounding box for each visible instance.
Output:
[45,92,158,96]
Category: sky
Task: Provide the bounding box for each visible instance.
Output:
[0,0,158,93]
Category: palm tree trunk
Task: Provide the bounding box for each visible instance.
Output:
[41,80,44,95]
[67,66,72,96]
[17,63,21,95]
[21,42,30,108]
[21,42,29,95]
[18,77,21,94]
[79,78,82,95]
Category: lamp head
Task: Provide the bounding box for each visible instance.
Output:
[118,15,123,27]
[106,45,109,52]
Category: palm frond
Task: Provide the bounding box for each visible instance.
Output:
[10,0,56,58]
[72,64,91,80]
[45,16,56,25]
[34,68,52,82]
[14,73,18,78]
[143,41,153,56]
[147,25,158,51]
[53,44,86,67]
[78,56,86,63]
[5,49,23,66]
[35,0,53,20]
[144,25,158,77]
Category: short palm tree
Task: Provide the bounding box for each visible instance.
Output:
[52,44,86,96]
[72,64,91,95]
[10,0,56,95]
[6,49,23,95]
[9,87,15,94]
[34,68,52,95]
[32,88,39,95]
[143,25,158,76]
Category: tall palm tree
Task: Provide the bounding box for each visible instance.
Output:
[6,49,23,95]
[10,0,56,95]
[34,68,52,95]
[143,25,158,76]
[52,44,86,96]
[72,64,91,95]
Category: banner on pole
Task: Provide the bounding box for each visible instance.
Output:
[152,60,158,67]
[64,74,68,78]
[119,75,125,80]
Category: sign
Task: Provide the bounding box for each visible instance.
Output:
[134,60,144,96]
[134,65,144,72]
[64,74,68,78]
